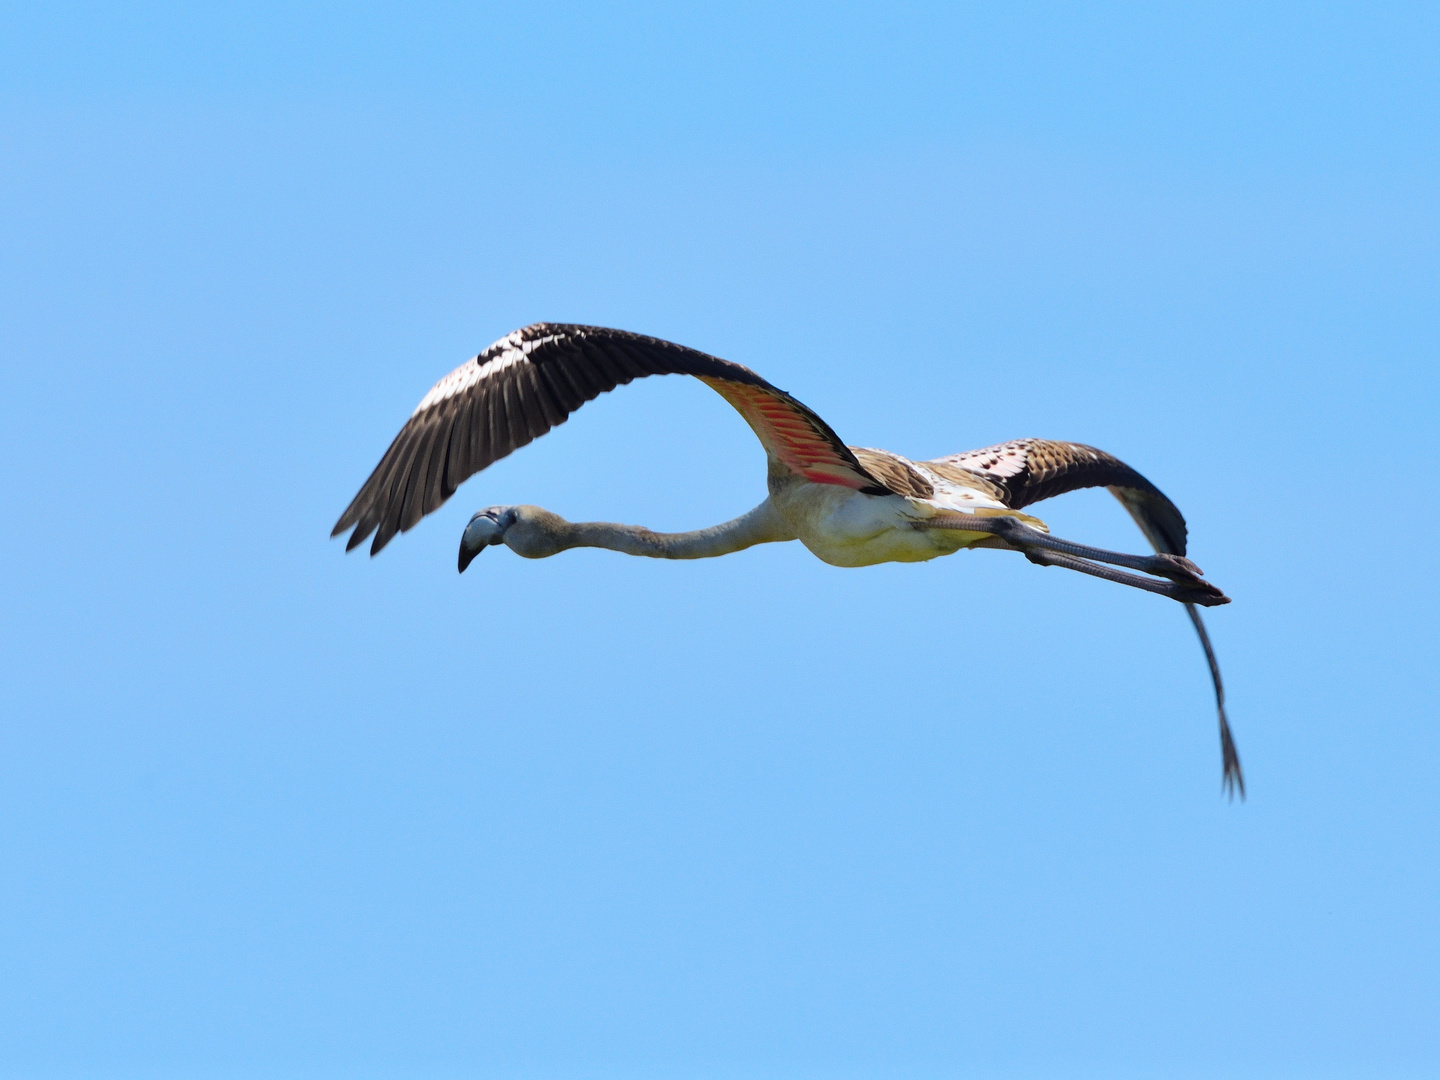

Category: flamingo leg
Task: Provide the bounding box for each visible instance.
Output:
[924,513,1202,579]
[1018,548,1229,606]
[920,513,1229,607]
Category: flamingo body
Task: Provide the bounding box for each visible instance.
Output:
[766,461,1040,568]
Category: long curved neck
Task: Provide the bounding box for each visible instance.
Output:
[510,498,795,560]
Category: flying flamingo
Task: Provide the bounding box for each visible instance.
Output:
[334,323,1244,797]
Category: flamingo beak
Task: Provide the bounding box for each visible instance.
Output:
[458,509,508,573]
[458,537,483,573]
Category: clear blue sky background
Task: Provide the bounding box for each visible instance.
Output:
[2,3,1437,1078]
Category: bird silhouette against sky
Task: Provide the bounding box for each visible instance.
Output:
[335,323,1243,797]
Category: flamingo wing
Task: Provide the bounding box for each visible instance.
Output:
[333,323,892,554]
[933,439,1189,555]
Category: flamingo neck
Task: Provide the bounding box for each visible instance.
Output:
[509,499,794,560]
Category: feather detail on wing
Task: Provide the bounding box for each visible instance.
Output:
[932,438,1188,555]
[333,323,892,554]
[696,380,891,495]
[844,447,935,499]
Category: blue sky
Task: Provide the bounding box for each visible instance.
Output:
[1,3,1437,1078]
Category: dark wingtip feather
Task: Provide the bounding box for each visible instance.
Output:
[332,494,370,537]
[1186,603,1245,802]
[1220,706,1247,801]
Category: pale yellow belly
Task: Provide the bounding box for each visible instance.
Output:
[769,484,973,568]
[770,479,1049,568]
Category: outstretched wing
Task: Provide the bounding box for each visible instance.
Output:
[932,439,1188,555]
[333,323,891,554]
[935,438,1245,799]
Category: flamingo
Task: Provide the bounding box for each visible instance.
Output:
[334,323,1244,797]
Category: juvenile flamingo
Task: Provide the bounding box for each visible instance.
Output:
[334,323,1243,797]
